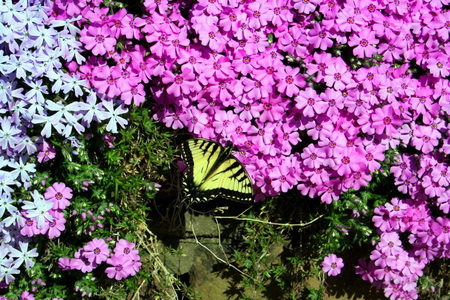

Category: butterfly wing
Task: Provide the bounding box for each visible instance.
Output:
[181,138,254,203]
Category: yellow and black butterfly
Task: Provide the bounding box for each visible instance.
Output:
[180,138,254,203]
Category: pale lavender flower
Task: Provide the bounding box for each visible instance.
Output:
[9,241,38,269]
[21,190,53,228]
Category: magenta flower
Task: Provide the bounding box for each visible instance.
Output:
[37,140,56,163]
[162,68,195,97]
[354,259,376,283]
[308,23,333,51]
[276,66,305,97]
[105,255,134,280]
[301,144,326,169]
[114,239,139,260]
[324,60,353,90]
[83,238,110,264]
[295,88,326,117]
[348,28,379,58]
[44,210,66,239]
[321,254,344,276]
[370,105,403,136]
[80,24,116,56]
[44,182,73,210]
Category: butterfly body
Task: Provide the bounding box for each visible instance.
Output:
[181,138,254,203]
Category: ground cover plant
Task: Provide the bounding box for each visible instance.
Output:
[0,0,450,299]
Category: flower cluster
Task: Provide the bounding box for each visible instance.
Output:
[356,197,450,299]
[47,0,450,297]
[0,182,71,286]
[0,0,138,292]
[4,0,447,298]
[52,0,450,204]
[59,238,141,281]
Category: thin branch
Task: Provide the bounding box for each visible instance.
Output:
[213,214,325,227]
[189,220,254,280]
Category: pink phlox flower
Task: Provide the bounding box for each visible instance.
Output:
[203,55,234,80]
[182,107,209,135]
[401,257,424,280]
[360,144,385,172]
[431,164,450,187]
[378,232,403,256]
[319,181,341,204]
[335,7,365,32]
[74,249,98,273]
[372,15,399,37]
[279,25,308,57]
[317,131,347,157]
[295,87,327,117]
[343,169,372,191]
[110,9,142,40]
[259,95,286,123]
[308,22,333,51]
[121,83,146,106]
[378,78,401,103]
[304,51,335,82]
[114,239,139,260]
[231,50,259,76]
[409,92,440,125]
[105,254,134,280]
[196,0,224,16]
[372,206,396,232]
[151,12,181,34]
[319,89,345,117]
[436,217,450,244]
[390,154,418,181]
[274,123,300,155]
[162,68,195,97]
[416,220,441,245]
[246,1,271,29]
[293,0,320,14]
[213,110,236,134]
[301,144,326,169]
[321,254,344,276]
[323,60,353,90]
[370,105,403,136]
[348,28,379,58]
[330,146,362,176]
[44,182,72,210]
[91,66,122,99]
[276,66,306,97]
[384,198,408,218]
[355,258,376,283]
[411,126,439,154]
[58,257,82,271]
[378,36,406,63]
[44,209,66,239]
[239,76,273,100]
[304,167,330,185]
[83,238,110,264]
[270,165,295,193]
[437,191,450,213]
[198,26,227,52]
[430,12,450,40]
[79,24,116,56]
[266,0,294,27]
[253,52,283,86]
[422,175,445,198]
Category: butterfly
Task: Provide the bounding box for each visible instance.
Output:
[181,138,254,203]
